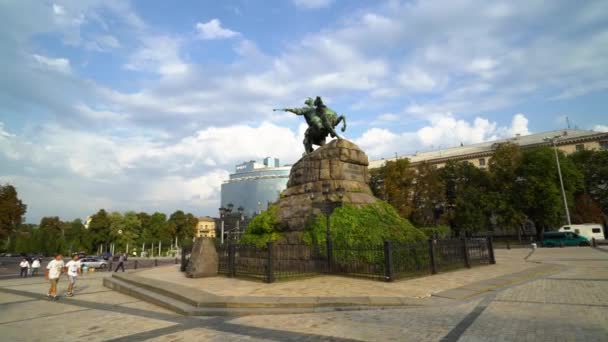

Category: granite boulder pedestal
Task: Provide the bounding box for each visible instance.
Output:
[185,238,218,278]
[276,139,377,242]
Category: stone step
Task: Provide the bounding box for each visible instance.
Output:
[110,272,216,307]
[103,276,197,315]
[103,276,349,316]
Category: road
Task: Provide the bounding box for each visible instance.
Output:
[0,247,606,341]
[0,257,176,279]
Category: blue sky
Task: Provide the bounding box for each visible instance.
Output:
[0,0,607,223]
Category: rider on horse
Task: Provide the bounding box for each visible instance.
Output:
[273,96,346,154]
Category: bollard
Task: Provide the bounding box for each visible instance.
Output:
[462,238,471,268]
[383,240,394,282]
[266,241,275,283]
[175,257,178,264]
[560,241,564,248]
[428,238,437,274]
[154,259,158,267]
[134,260,138,269]
[108,261,113,272]
[488,236,496,264]
[506,240,511,250]
[592,238,597,248]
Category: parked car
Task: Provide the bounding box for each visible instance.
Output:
[542,231,590,247]
[79,257,108,269]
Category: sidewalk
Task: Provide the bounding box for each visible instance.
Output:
[103,248,561,315]
[136,249,539,298]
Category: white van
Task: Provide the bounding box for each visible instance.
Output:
[559,224,605,241]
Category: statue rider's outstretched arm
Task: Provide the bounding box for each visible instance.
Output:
[284,108,305,115]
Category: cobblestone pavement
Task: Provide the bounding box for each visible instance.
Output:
[137,249,535,298]
[0,248,606,341]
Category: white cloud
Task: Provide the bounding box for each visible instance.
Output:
[507,113,530,136]
[594,124,608,132]
[52,4,65,16]
[398,67,444,92]
[377,113,400,122]
[0,122,15,138]
[293,0,334,10]
[355,113,531,159]
[195,19,239,40]
[32,54,71,73]
[125,36,189,76]
[0,121,303,221]
[86,34,120,51]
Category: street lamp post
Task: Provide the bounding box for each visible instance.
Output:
[544,135,572,226]
[218,204,233,245]
[307,182,345,272]
[235,206,245,241]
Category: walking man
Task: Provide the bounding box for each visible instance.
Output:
[114,253,125,272]
[65,255,81,297]
[45,253,64,300]
[19,258,30,278]
[31,258,41,276]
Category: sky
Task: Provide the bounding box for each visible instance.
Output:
[0,0,607,223]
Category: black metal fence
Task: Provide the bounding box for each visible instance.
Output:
[214,237,495,283]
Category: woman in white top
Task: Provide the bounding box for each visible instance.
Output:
[19,258,30,278]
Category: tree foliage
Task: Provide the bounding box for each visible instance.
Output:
[239,205,282,247]
[569,150,608,215]
[0,184,27,240]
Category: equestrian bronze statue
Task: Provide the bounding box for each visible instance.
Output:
[274,96,346,154]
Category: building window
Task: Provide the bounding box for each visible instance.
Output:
[600,141,608,150]
[592,228,601,233]
[575,144,585,152]
[478,158,486,166]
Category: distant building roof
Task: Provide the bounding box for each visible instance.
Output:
[197,216,216,222]
[369,129,608,169]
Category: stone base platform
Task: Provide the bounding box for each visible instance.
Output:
[103,249,560,316]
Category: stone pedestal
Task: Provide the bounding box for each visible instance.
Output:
[186,238,218,278]
[277,139,377,233]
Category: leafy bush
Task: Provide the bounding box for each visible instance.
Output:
[418,225,451,239]
[303,201,426,247]
[239,205,283,247]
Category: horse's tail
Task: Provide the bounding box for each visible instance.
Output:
[340,115,347,132]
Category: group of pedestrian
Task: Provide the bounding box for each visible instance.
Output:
[45,253,81,301]
[18,256,41,277]
[17,252,126,301]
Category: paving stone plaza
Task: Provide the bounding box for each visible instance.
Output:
[0,247,607,341]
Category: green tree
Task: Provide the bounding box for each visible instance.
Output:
[88,209,111,253]
[14,224,36,253]
[441,161,492,236]
[141,212,168,243]
[409,162,445,227]
[515,147,583,239]
[569,149,608,216]
[0,184,27,242]
[64,218,88,253]
[369,158,415,218]
[168,210,198,245]
[487,143,526,235]
[38,216,65,255]
[109,211,140,254]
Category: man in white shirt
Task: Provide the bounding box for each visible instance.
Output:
[65,255,81,297]
[19,258,30,278]
[31,258,41,276]
[45,253,65,300]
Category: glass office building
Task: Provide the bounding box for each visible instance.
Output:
[220,157,291,217]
